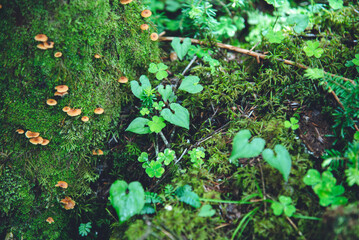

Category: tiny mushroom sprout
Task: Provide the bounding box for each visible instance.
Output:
[94,108,104,114]
[120,0,133,4]
[43,41,54,49]
[55,181,68,189]
[94,54,101,59]
[46,99,57,106]
[118,76,128,83]
[150,33,159,41]
[37,43,47,50]
[60,196,76,210]
[140,24,149,31]
[34,34,48,42]
[67,108,82,117]
[81,116,89,122]
[55,85,68,93]
[54,91,68,97]
[30,136,44,145]
[141,9,152,18]
[46,217,54,224]
[16,129,25,134]
[54,52,62,58]
[62,106,71,112]
[41,139,50,146]
[25,131,40,138]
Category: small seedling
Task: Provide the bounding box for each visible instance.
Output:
[303,41,324,58]
[262,144,292,182]
[284,117,299,130]
[271,196,296,217]
[188,147,205,167]
[79,222,92,237]
[198,204,216,217]
[265,29,285,44]
[148,63,169,80]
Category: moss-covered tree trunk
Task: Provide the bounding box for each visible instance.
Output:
[0,0,159,238]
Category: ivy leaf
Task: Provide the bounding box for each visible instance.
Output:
[179,76,203,94]
[262,144,292,182]
[265,29,285,44]
[161,103,190,130]
[130,75,151,99]
[229,130,266,165]
[171,37,192,60]
[328,0,343,9]
[126,117,151,134]
[146,161,165,178]
[303,41,324,58]
[148,116,166,133]
[304,68,325,79]
[109,180,145,222]
[287,14,309,33]
[158,85,173,103]
[198,205,216,217]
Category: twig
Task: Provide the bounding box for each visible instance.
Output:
[286,216,306,240]
[159,131,170,148]
[258,162,267,214]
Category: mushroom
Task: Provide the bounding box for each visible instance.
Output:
[16,129,24,134]
[94,108,104,114]
[141,9,152,18]
[55,181,68,189]
[54,85,68,93]
[94,54,101,59]
[170,52,178,61]
[120,0,133,4]
[46,217,54,224]
[150,33,159,41]
[140,24,149,31]
[92,150,97,155]
[54,52,62,58]
[118,76,128,83]
[25,131,40,138]
[81,116,89,122]
[41,139,50,146]
[60,196,76,210]
[67,109,82,117]
[30,136,44,145]
[97,149,104,155]
[46,99,57,106]
[34,34,48,42]
[44,41,54,49]
[37,43,47,50]
[62,106,71,112]
[54,91,68,97]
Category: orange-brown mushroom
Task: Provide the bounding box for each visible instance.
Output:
[97,149,104,155]
[81,116,89,122]
[54,52,62,58]
[92,150,97,155]
[37,43,47,50]
[46,217,54,224]
[55,181,68,189]
[94,108,104,114]
[34,34,48,42]
[120,0,133,4]
[62,106,71,112]
[54,91,68,97]
[67,108,82,117]
[16,129,25,134]
[41,138,50,146]
[54,85,68,93]
[140,24,149,31]
[141,9,152,18]
[60,196,76,210]
[25,131,40,138]
[46,99,57,106]
[150,33,159,41]
[30,136,44,145]
[118,76,128,83]
[94,54,101,59]
[44,41,54,49]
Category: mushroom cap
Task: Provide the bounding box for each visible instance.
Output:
[94,54,101,58]
[140,24,149,30]
[54,91,68,97]
[62,106,71,112]
[170,52,178,61]
[118,76,128,83]
[30,136,44,145]
[37,43,47,50]
[150,33,159,41]
[94,108,104,114]
[54,52,62,58]
[67,108,82,117]
[25,131,40,138]
[41,139,50,146]
[81,116,89,122]
[44,41,54,49]
[97,149,104,155]
[55,181,68,189]
[141,9,152,18]
[46,217,54,224]
[46,99,57,106]
[92,150,97,155]
[120,0,133,4]
[60,196,76,210]
[54,85,68,93]
[34,34,48,42]
[16,129,25,134]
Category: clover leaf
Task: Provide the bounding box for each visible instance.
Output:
[198,204,216,217]
[303,41,324,58]
[161,103,190,130]
[148,116,166,133]
[153,101,165,111]
[352,54,359,66]
[271,196,296,217]
[262,144,292,182]
[189,147,205,167]
[171,37,191,60]
[157,148,175,165]
[179,76,203,94]
[214,16,237,38]
[284,117,299,130]
[146,160,165,178]
[138,152,148,163]
[140,107,150,116]
[265,29,285,44]
[148,63,168,80]
[229,130,266,165]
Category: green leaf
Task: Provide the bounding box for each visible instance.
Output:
[109,180,145,222]
[148,116,166,133]
[271,202,283,216]
[138,152,148,163]
[175,185,201,208]
[157,149,175,165]
[158,85,173,103]
[328,0,343,9]
[148,63,159,73]
[262,144,292,182]
[79,222,92,237]
[161,103,190,129]
[140,107,150,116]
[198,205,216,217]
[284,205,296,217]
[179,76,203,94]
[284,121,291,128]
[304,68,325,79]
[264,0,285,7]
[171,37,192,60]
[352,54,359,66]
[146,161,165,178]
[229,130,266,164]
[287,14,309,33]
[153,101,165,111]
[265,29,285,44]
[126,117,151,134]
[130,75,151,99]
[214,16,237,38]
[156,70,168,80]
[157,63,168,71]
[279,195,292,205]
[303,169,321,186]
[303,41,324,58]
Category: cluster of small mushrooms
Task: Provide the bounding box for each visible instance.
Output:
[34,34,62,57]
[16,129,50,146]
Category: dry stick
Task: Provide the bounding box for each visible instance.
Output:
[159,36,359,131]
[286,216,307,240]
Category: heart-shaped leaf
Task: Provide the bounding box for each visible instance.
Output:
[126,117,151,134]
[158,85,173,103]
[229,130,266,165]
[198,204,216,217]
[130,75,151,99]
[179,76,203,94]
[109,180,145,222]
[161,103,189,130]
[262,144,292,182]
[287,14,309,33]
[171,37,192,60]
